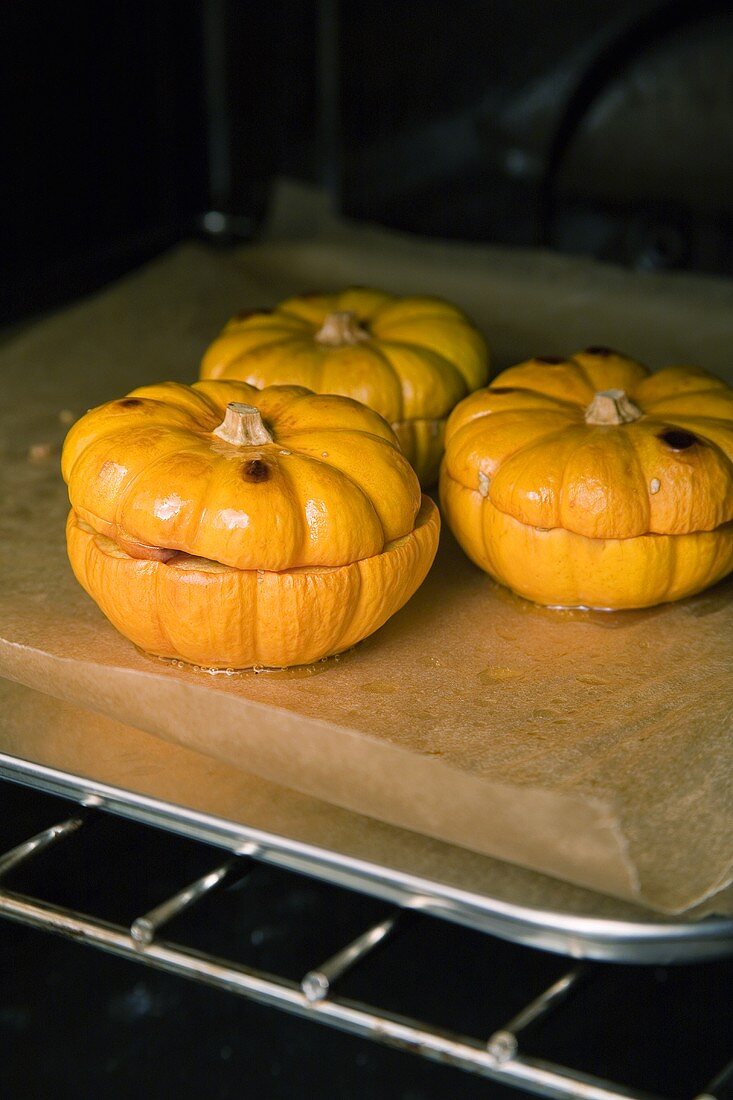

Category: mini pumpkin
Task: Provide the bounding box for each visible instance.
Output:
[440,348,733,609]
[200,286,490,487]
[63,380,439,668]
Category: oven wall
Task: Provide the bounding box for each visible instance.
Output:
[4,0,733,324]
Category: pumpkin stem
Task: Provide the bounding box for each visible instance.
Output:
[213,403,273,446]
[314,310,369,346]
[584,389,642,425]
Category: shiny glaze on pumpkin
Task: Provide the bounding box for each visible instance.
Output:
[62,379,423,572]
[62,380,440,667]
[440,349,733,609]
[199,286,490,486]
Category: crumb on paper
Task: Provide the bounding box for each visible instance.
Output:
[59,409,75,425]
[28,442,53,462]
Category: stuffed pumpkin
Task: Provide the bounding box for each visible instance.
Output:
[63,380,439,668]
[200,286,490,487]
[440,348,733,610]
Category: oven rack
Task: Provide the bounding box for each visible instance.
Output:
[1,790,732,1100]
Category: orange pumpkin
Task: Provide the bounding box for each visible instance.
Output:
[200,286,490,486]
[63,380,439,668]
[440,348,733,609]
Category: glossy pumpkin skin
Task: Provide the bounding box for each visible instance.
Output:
[200,286,490,486]
[63,380,440,667]
[440,349,733,609]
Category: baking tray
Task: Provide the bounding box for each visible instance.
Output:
[1,679,731,966]
[2,227,733,928]
[3,235,733,917]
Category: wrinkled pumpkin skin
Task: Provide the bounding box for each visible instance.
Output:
[440,349,733,609]
[63,380,440,667]
[200,286,490,486]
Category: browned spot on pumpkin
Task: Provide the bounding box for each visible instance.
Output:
[489,387,517,394]
[659,428,699,451]
[535,355,564,364]
[584,346,616,356]
[118,398,142,408]
[243,458,270,483]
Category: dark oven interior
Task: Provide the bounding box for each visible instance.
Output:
[2,780,733,1100]
[4,0,733,322]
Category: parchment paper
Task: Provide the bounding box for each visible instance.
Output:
[3,674,731,926]
[1,180,732,914]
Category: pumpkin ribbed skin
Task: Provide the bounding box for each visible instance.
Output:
[441,486,733,610]
[200,286,490,486]
[63,380,439,667]
[66,501,439,668]
[63,380,422,571]
[440,349,733,609]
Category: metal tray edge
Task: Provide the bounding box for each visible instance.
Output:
[1,750,731,965]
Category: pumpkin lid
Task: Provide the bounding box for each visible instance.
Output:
[200,285,490,425]
[62,380,422,571]
[443,350,733,539]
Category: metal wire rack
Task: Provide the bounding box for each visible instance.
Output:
[1,787,732,1100]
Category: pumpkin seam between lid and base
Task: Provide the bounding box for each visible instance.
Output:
[440,470,732,541]
[63,381,423,573]
[444,421,733,539]
[72,505,432,575]
[439,474,733,610]
[65,500,441,669]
